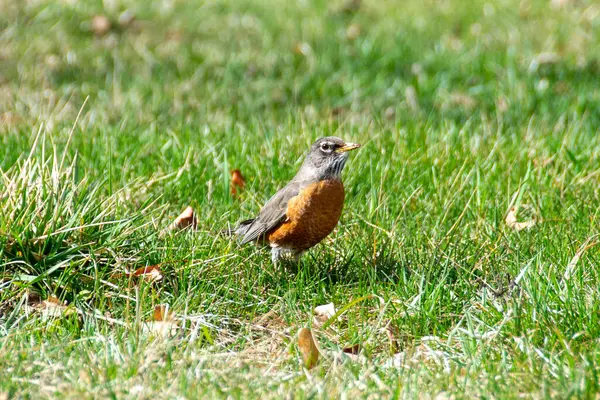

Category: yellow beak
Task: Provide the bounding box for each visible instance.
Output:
[336,142,361,153]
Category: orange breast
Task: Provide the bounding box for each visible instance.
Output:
[267,179,345,250]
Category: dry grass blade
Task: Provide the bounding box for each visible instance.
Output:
[564,237,599,280]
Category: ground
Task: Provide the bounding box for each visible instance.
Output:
[1,0,600,398]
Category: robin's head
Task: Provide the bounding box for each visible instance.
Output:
[297,136,361,180]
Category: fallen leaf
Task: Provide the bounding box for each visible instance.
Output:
[132,265,163,282]
[314,303,335,318]
[24,295,74,320]
[297,327,320,369]
[230,169,246,196]
[91,15,111,36]
[342,344,361,355]
[505,206,537,231]
[153,304,175,322]
[313,302,336,326]
[143,304,178,337]
[168,206,197,231]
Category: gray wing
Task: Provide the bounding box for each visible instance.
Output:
[239,181,301,244]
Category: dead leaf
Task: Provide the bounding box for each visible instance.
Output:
[505,206,537,231]
[153,304,175,322]
[230,169,246,196]
[168,206,197,231]
[24,295,74,320]
[91,15,111,36]
[297,327,320,369]
[313,303,336,326]
[143,304,178,337]
[132,265,163,282]
[342,344,361,355]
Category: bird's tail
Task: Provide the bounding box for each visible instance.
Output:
[220,218,255,237]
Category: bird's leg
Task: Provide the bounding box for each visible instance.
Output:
[271,247,282,266]
[271,247,303,273]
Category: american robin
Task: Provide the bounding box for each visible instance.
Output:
[230,137,360,264]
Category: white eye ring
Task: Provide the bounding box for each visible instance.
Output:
[320,143,333,152]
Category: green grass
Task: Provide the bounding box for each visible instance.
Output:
[1,0,600,397]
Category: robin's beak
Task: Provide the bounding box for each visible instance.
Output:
[336,142,361,153]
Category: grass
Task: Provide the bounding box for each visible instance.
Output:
[1,0,600,397]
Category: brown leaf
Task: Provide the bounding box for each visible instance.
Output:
[230,169,246,196]
[24,295,73,320]
[132,265,163,282]
[91,15,111,36]
[169,206,197,231]
[153,304,175,321]
[342,344,361,355]
[143,305,178,337]
[297,328,320,369]
[505,206,537,231]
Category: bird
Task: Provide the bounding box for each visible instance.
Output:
[229,137,361,264]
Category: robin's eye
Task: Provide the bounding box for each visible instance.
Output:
[320,143,333,152]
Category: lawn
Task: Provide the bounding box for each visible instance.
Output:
[1,0,600,397]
